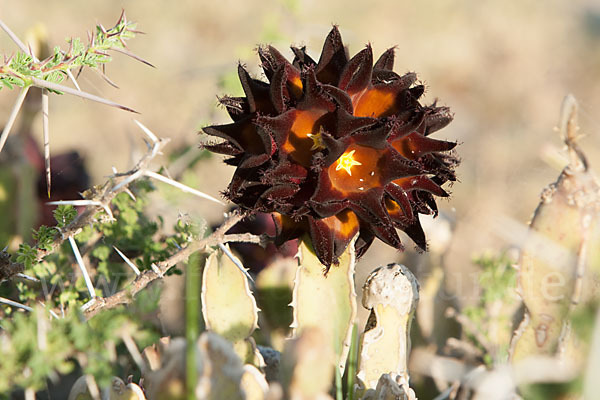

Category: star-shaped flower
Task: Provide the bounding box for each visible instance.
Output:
[203,27,459,267]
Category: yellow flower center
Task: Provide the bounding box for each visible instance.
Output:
[328,145,381,193]
[336,150,362,176]
[307,126,326,151]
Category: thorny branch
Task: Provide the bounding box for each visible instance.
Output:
[0,121,266,320]
[0,12,147,198]
[82,213,263,319]
[0,135,167,282]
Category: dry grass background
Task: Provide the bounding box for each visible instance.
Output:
[2,0,600,309]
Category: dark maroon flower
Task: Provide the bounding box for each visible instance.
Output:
[203,27,459,267]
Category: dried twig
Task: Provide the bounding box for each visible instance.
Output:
[82,212,255,318]
[0,16,140,202]
[47,200,114,220]
[1,120,266,322]
[0,127,170,282]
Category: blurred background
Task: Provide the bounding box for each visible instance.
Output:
[2,0,600,309]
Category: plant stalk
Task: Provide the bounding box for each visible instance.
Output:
[186,252,203,399]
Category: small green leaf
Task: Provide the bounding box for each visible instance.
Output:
[53,205,77,228]
[16,243,36,269]
[32,225,57,251]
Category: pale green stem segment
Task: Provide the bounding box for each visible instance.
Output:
[291,237,358,377]
[186,253,203,400]
[510,95,600,363]
[280,327,335,399]
[345,324,358,400]
[355,264,419,399]
[201,245,261,365]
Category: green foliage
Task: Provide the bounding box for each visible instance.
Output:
[475,252,517,305]
[0,310,74,392]
[98,187,174,275]
[463,252,518,364]
[32,225,57,251]
[571,300,598,346]
[0,13,141,93]
[0,176,212,393]
[0,291,160,392]
[173,215,205,243]
[53,204,77,228]
[7,179,203,314]
[16,243,36,269]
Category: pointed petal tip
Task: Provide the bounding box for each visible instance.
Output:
[337,44,373,94]
[374,46,396,71]
[404,219,427,251]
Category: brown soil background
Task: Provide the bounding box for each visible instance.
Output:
[2,0,600,312]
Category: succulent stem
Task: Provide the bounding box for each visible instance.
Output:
[509,95,600,364]
[291,236,357,376]
[201,245,261,364]
[355,264,419,397]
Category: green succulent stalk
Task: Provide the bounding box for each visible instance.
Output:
[201,245,261,365]
[291,236,358,377]
[510,95,600,363]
